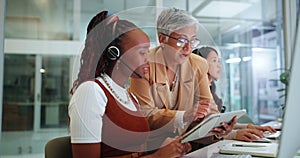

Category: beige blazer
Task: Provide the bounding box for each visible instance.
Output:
[129,46,212,134]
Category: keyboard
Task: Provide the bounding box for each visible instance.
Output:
[263,131,281,139]
[211,153,252,158]
[252,137,272,143]
[252,131,281,143]
[261,121,282,130]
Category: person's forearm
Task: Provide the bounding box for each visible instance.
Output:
[234,123,248,129]
[223,130,237,140]
[147,109,177,130]
[175,111,187,129]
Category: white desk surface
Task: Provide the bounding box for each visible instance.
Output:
[183,139,300,158]
[183,120,300,158]
[183,140,235,158]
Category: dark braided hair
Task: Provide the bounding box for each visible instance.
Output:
[193,47,225,113]
[70,11,139,94]
[87,11,109,35]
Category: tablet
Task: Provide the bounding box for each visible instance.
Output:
[213,110,247,129]
[181,109,246,143]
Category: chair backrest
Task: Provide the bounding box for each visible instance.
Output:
[45,136,73,158]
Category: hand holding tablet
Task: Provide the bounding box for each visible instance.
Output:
[181,110,246,143]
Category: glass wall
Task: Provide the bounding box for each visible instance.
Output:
[3,54,35,131]
[1,0,286,156]
[40,56,70,129]
[187,0,285,124]
[5,0,74,40]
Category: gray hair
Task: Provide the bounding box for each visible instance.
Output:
[157,7,198,35]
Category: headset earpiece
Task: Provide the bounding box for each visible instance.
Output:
[107,45,143,78]
[107,46,120,60]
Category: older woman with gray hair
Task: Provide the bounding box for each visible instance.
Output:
[129,7,236,151]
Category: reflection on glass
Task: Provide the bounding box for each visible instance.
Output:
[5,0,74,40]
[41,56,70,128]
[3,54,35,131]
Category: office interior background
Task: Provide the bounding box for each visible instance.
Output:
[0,0,298,157]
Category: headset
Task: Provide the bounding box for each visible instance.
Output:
[107,45,120,60]
[106,21,142,78]
[106,45,142,78]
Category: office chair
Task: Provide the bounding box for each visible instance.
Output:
[45,136,73,158]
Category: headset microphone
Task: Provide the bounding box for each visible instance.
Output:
[107,46,142,78]
[118,58,143,79]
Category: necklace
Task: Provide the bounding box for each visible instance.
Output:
[101,75,131,104]
[167,68,179,91]
[172,73,177,91]
[169,74,178,91]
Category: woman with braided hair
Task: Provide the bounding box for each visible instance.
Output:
[69,11,119,93]
[68,11,191,158]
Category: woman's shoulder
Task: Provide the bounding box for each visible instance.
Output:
[189,53,208,69]
[77,80,102,91]
[190,53,207,63]
[72,79,107,100]
[69,79,108,112]
[149,46,162,58]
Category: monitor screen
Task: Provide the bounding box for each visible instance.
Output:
[277,14,300,158]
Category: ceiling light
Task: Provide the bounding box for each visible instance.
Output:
[195,1,252,18]
[242,56,252,62]
[40,68,46,73]
[226,57,241,63]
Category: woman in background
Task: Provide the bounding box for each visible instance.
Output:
[193,46,276,142]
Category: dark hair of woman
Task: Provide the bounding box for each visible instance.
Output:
[70,12,138,94]
[192,46,218,59]
[192,47,225,113]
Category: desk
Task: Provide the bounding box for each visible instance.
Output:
[184,139,300,158]
[183,121,290,158]
[184,140,236,158]
[184,139,278,158]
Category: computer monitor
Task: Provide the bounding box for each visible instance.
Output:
[277,16,300,158]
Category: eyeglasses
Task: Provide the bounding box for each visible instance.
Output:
[161,33,201,49]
